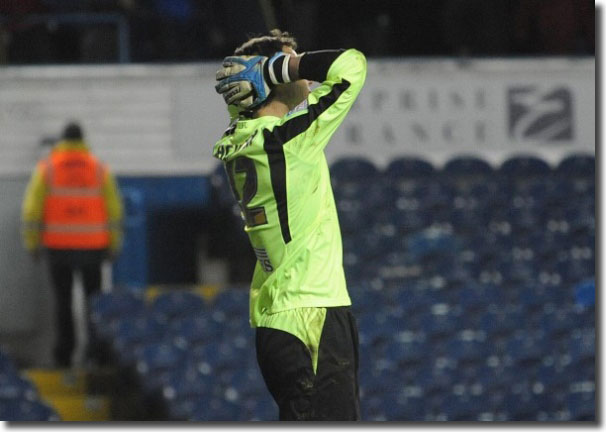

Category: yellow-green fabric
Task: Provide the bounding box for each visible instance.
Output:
[20,140,124,253]
[257,307,327,374]
[21,164,47,251]
[213,50,366,343]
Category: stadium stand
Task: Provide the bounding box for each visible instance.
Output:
[88,153,595,421]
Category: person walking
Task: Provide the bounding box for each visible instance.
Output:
[21,122,123,368]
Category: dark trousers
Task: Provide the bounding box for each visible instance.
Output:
[255,306,360,421]
[47,249,106,367]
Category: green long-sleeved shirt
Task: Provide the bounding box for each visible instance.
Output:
[213,49,367,368]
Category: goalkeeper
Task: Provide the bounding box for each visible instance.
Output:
[213,29,366,421]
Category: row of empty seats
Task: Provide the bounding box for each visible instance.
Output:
[90,153,594,421]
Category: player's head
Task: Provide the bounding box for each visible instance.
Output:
[62,122,84,141]
[234,29,310,111]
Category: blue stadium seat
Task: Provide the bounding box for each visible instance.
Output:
[574,279,595,308]
[499,155,552,179]
[163,366,218,419]
[212,289,249,316]
[442,156,494,182]
[414,367,454,399]
[190,396,245,421]
[566,391,595,421]
[533,363,570,394]
[112,316,166,366]
[540,308,576,338]
[445,338,487,366]
[438,394,479,421]
[383,339,428,368]
[336,197,375,233]
[568,330,595,367]
[168,315,221,349]
[421,307,461,341]
[134,341,187,393]
[0,399,60,421]
[89,291,147,340]
[556,154,595,179]
[243,395,278,421]
[502,393,542,421]
[211,163,236,208]
[480,307,523,339]
[330,157,379,185]
[385,157,435,181]
[223,367,266,401]
[0,350,17,376]
[150,290,206,322]
[0,373,38,401]
[382,390,425,421]
[505,334,549,367]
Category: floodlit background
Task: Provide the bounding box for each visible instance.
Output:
[0,0,596,422]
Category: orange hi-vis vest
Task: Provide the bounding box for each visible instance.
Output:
[41,148,111,249]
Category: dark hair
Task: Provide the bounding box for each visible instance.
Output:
[62,122,83,140]
[233,30,298,115]
[234,29,298,57]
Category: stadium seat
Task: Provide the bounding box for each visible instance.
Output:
[89,291,147,339]
[421,306,461,341]
[384,156,435,181]
[574,279,595,308]
[134,341,187,393]
[502,393,541,421]
[150,290,206,322]
[211,163,237,208]
[0,373,38,401]
[383,339,428,368]
[499,155,552,179]
[566,391,595,421]
[0,350,17,376]
[442,157,494,191]
[556,154,595,179]
[445,338,487,366]
[438,394,480,421]
[112,316,166,366]
[168,315,220,349]
[0,399,60,421]
[162,365,218,419]
[568,329,595,367]
[212,289,249,315]
[505,334,549,367]
[330,157,379,185]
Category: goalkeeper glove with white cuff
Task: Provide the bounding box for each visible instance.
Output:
[215,52,292,110]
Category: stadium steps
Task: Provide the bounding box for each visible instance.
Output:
[23,368,112,421]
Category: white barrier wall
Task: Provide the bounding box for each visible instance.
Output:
[0,58,595,176]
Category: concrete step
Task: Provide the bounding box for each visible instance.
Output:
[24,368,113,421]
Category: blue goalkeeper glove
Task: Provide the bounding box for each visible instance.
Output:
[215,52,292,110]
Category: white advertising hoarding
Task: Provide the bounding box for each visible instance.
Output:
[0,58,594,176]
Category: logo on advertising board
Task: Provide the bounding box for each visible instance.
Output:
[508,87,573,141]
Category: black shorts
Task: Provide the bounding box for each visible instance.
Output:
[255,306,360,421]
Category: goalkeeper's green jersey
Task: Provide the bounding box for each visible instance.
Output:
[213,49,367,330]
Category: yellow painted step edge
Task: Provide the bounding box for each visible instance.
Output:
[45,395,110,422]
[24,369,87,397]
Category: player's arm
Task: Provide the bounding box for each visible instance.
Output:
[216,49,367,152]
[286,48,367,153]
